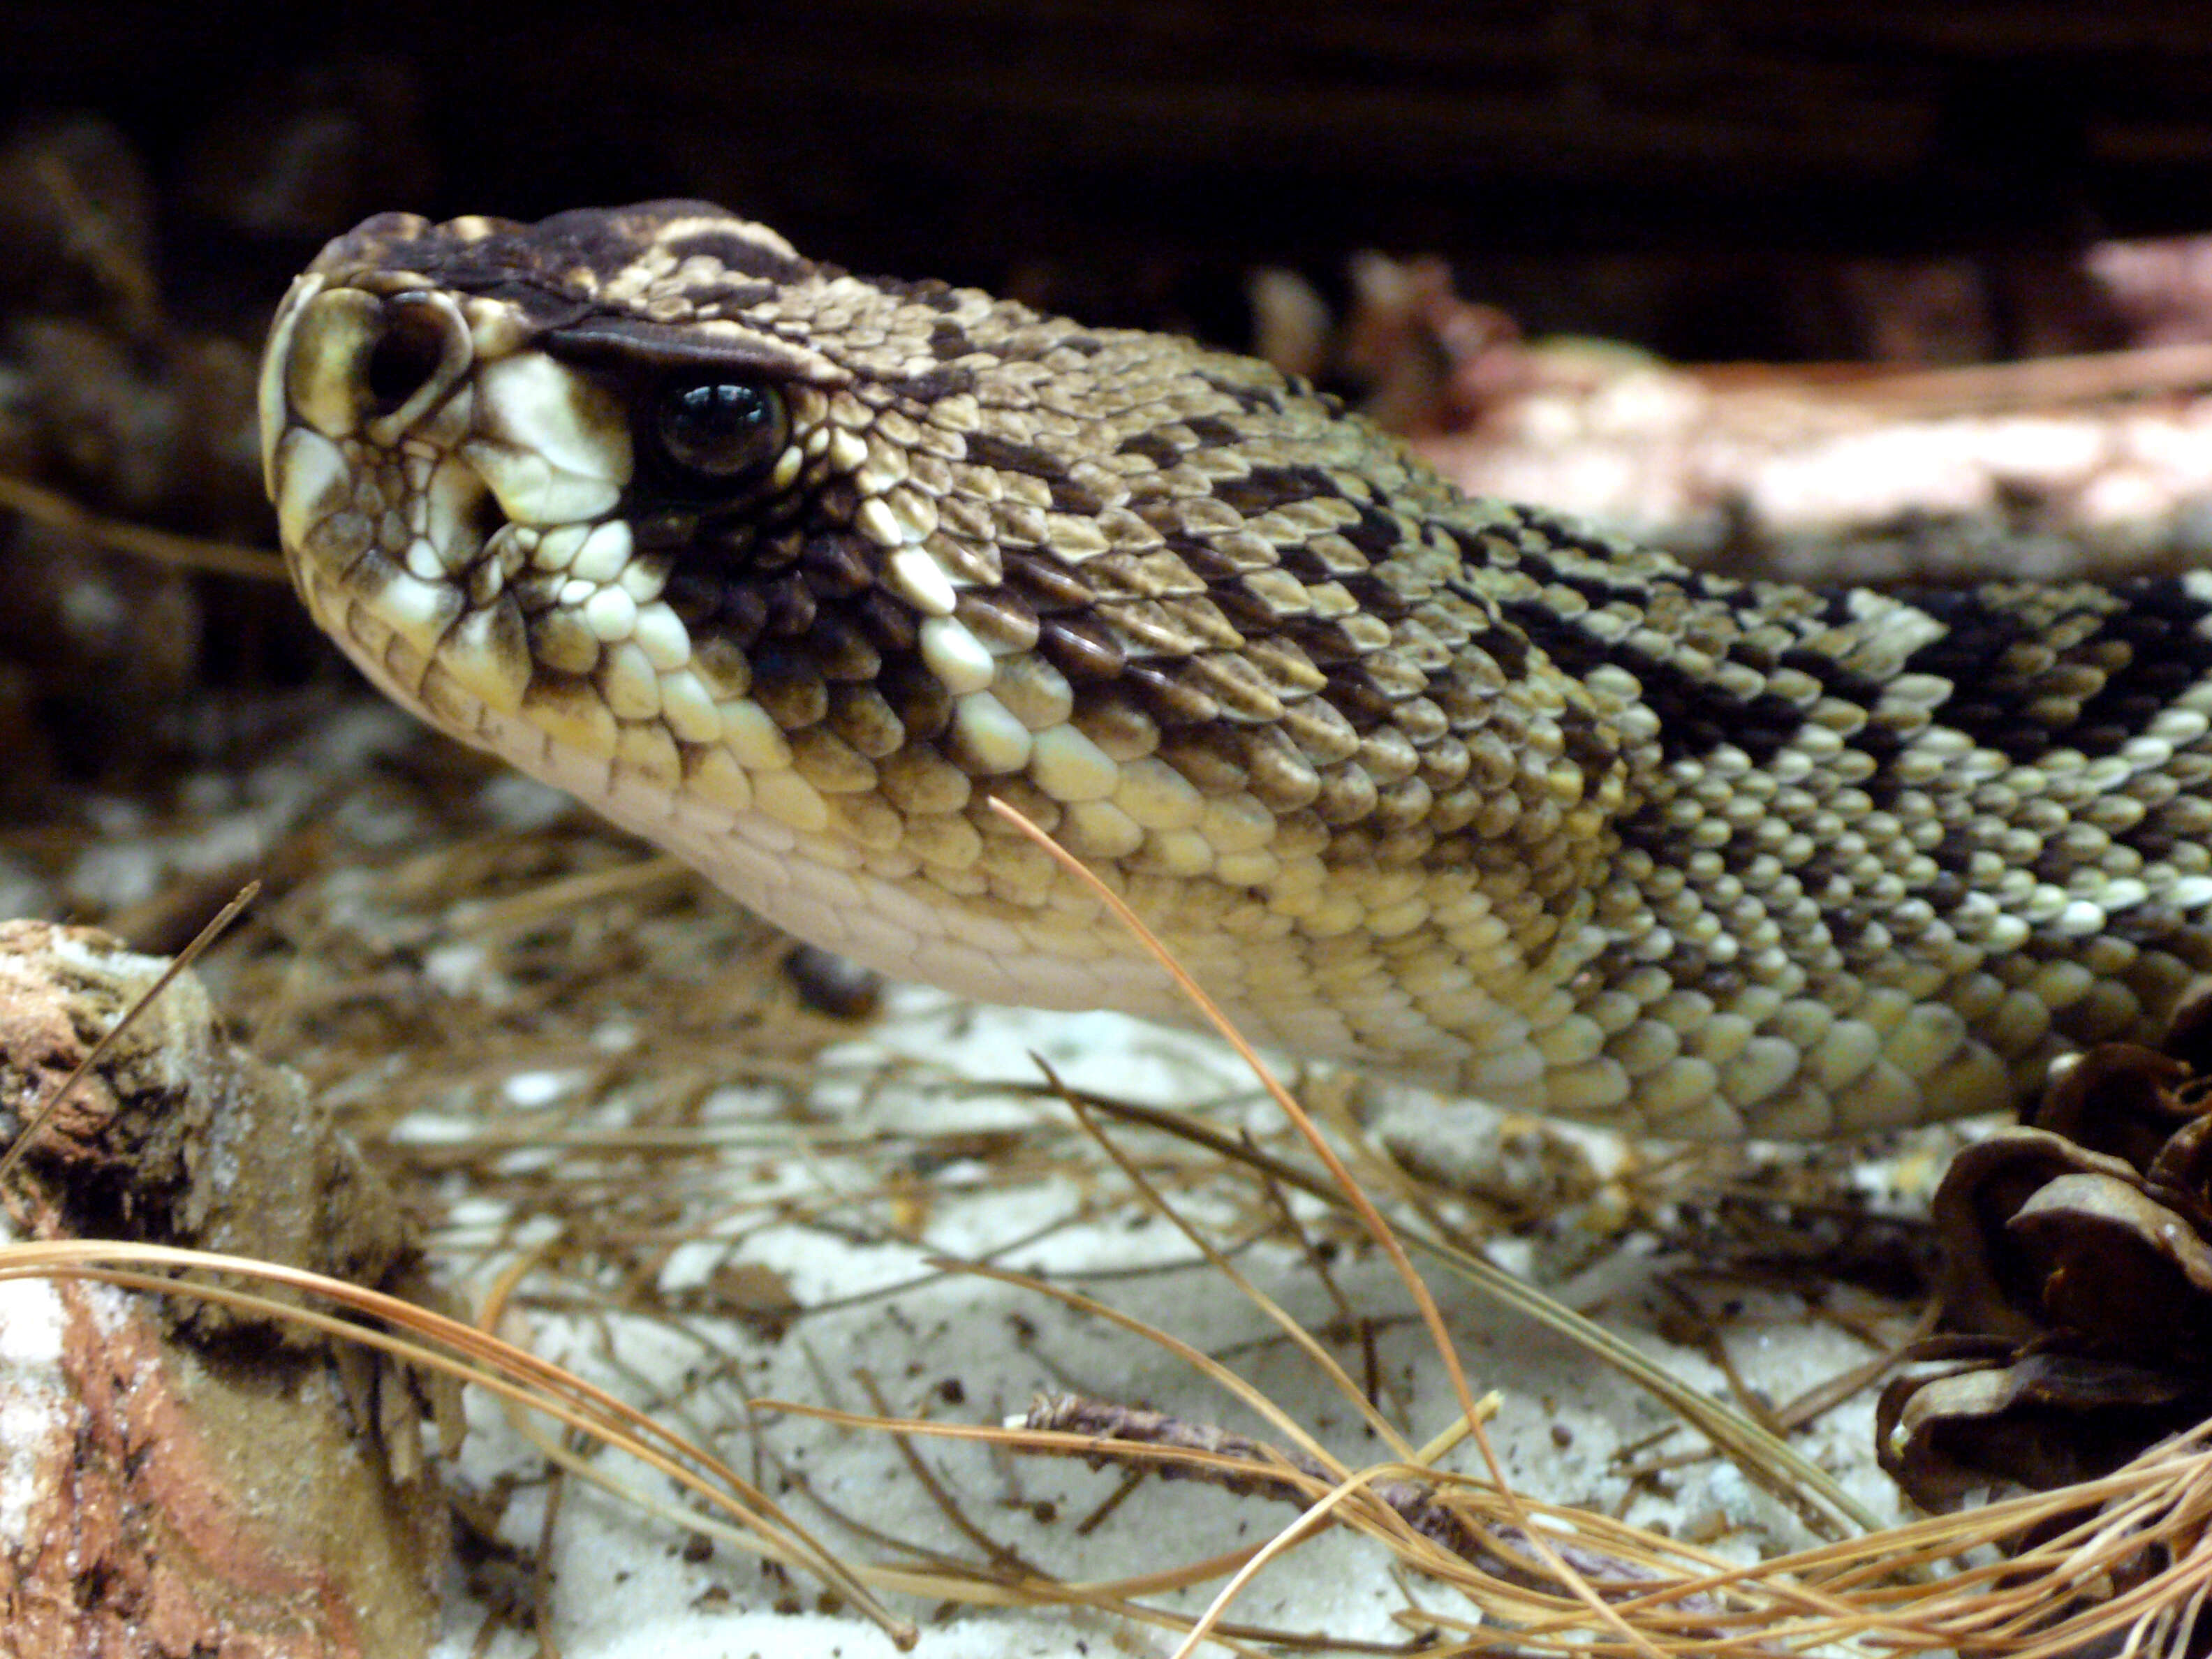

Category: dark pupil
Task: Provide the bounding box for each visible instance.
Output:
[658,381,778,478]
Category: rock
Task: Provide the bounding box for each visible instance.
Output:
[0,918,448,1657]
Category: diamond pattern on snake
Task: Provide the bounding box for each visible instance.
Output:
[259,200,2212,1139]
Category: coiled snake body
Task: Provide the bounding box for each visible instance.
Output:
[260,201,2212,1138]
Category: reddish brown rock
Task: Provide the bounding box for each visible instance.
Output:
[0,919,447,1657]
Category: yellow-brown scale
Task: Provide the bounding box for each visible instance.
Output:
[261,202,2212,1139]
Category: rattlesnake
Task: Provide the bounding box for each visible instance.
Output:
[259,200,2212,1139]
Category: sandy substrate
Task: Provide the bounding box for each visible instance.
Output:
[1,696,1940,1656]
[406,990,1929,1657]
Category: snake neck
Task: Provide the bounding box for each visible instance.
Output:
[1514,542,2212,1133]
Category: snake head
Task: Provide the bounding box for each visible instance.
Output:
[259,200,1295,1015]
[260,203,876,800]
[261,201,1075,857]
[263,201,1639,1100]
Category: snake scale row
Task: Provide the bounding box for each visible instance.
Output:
[259,201,2212,1139]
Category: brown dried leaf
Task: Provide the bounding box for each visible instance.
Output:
[2030,1044,2196,1172]
[1929,1128,2144,1339]
[1900,1015,2212,1509]
[2007,1174,2212,1362]
[1878,1352,2212,1510]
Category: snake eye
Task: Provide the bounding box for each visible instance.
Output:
[651,378,789,485]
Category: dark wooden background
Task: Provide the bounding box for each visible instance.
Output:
[17,2,2212,355]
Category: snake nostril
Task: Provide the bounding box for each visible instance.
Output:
[470,486,506,544]
[365,299,452,417]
